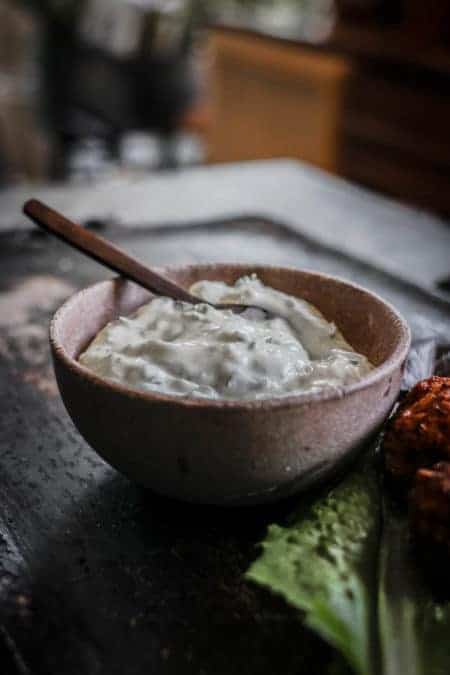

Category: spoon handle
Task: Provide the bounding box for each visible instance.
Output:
[23,199,198,304]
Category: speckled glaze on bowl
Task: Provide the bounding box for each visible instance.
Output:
[50,264,410,505]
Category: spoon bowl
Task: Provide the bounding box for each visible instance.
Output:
[50,264,410,505]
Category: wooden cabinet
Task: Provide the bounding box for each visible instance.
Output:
[339,67,450,211]
[206,26,450,215]
[206,31,350,173]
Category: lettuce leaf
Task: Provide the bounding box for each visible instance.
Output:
[247,467,450,675]
[246,463,381,675]
[379,493,450,675]
[377,496,421,675]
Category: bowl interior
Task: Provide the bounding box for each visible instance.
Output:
[53,264,407,373]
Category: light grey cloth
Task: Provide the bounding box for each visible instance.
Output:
[1,159,449,300]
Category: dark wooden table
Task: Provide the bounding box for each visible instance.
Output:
[0,161,449,675]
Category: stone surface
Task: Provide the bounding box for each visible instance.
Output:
[0,165,449,674]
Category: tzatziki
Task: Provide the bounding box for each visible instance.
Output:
[79,275,372,400]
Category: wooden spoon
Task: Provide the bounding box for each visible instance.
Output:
[23,199,267,316]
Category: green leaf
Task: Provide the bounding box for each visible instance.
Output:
[377,496,421,675]
[379,493,450,675]
[248,465,450,675]
[246,463,381,675]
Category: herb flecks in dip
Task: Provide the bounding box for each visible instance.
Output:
[79,275,372,400]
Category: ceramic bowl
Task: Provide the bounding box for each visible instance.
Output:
[50,264,410,505]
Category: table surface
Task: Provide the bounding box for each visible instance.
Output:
[0,160,449,675]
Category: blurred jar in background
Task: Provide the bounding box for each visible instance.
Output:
[40,0,207,179]
[0,0,207,184]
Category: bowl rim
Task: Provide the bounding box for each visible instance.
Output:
[50,264,411,411]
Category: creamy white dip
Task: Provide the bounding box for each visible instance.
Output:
[79,275,372,400]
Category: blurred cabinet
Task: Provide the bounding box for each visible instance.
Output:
[206,31,350,172]
[0,1,49,182]
[340,68,450,213]
[206,26,450,215]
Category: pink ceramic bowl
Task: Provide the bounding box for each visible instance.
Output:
[50,264,410,505]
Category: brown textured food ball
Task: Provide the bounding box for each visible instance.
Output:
[410,462,450,550]
[383,376,450,482]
